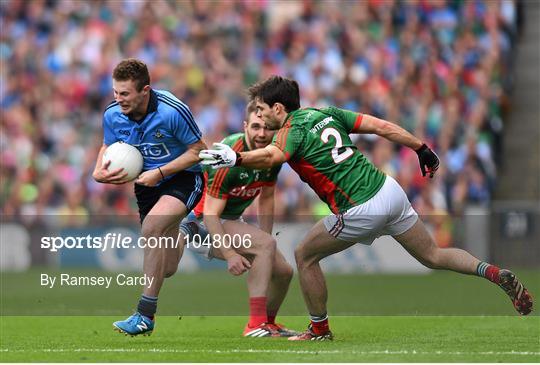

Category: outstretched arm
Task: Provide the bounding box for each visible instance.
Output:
[200,143,286,170]
[355,115,423,150]
[239,145,286,169]
[355,114,440,177]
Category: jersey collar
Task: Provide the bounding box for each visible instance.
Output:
[147,89,158,113]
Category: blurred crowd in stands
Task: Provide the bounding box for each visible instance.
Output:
[1,0,524,244]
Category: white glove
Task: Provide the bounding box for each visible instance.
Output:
[199,143,238,169]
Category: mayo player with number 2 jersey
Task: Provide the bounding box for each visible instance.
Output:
[199,76,533,341]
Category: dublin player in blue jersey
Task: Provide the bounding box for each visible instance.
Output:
[92,59,206,336]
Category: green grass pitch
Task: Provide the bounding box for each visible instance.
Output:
[1,316,538,362]
[1,269,539,362]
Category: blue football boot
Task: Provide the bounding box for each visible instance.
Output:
[113,313,154,336]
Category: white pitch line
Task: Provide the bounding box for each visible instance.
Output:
[1,348,539,356]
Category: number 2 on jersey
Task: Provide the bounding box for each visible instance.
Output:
[321,127,353,164]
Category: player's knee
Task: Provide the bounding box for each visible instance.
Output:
[164,263,179,278]
[141,224,166,240]
[257,237,276,257]
[142,215,178,238]
[294,245,319,268]
[274,261,294,282]
[164,269,176,278]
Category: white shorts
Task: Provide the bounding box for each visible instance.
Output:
[323,175,418,245]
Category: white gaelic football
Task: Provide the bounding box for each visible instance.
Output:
[102,142,143,181]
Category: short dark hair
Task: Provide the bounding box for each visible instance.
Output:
[244,100,258,121]
[248,76,300,112]
[112,58,150,92]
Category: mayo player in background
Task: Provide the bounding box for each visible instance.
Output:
[199,75,533,341]
[181,101,298,337]
[92,58,206,336]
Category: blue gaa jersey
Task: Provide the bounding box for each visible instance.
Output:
[102,89,202,179]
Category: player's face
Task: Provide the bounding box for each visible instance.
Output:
[255,99,283,131]
[112,79,147,116]
[244,112,276,150]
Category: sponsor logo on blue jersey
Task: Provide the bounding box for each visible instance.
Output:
[135,143,171,160]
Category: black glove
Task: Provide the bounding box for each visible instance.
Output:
[415,144,439,178]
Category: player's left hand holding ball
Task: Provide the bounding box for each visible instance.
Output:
[95,142,143,185]
[199,143,239,169]
[93,160,130,185]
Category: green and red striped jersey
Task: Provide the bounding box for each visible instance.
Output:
[272,107,386,214]
[194,133,281,219]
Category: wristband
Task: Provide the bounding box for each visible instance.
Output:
[415,143,428,154]
[158,166,165,179]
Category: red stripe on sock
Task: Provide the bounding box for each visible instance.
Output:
[249,297,267,327]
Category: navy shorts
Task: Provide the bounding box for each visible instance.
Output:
[134,170,203,224]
